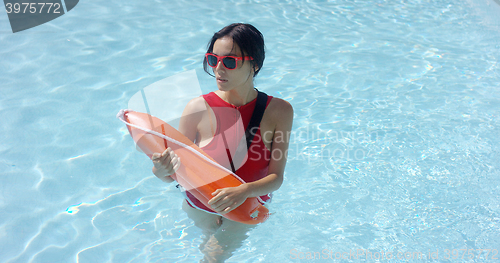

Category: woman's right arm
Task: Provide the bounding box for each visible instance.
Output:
[152,147,179,183]
[151,97,205,183]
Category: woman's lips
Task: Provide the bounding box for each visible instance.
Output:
[217,78,228,83]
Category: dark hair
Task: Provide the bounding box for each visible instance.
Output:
[203,23,265,77]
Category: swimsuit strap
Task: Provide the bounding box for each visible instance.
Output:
[245,90,268,151]
[225,90,268,173]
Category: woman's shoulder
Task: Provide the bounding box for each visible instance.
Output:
[184,96,209,114]
[265,96,293,129]
[268,97,293,116]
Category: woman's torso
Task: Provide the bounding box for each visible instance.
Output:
[182,91,275,212]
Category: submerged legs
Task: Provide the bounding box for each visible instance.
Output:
[182,200,255,262]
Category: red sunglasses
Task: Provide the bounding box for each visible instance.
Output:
[205,53,254,70]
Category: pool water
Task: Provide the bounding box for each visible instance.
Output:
[1,0,500,262]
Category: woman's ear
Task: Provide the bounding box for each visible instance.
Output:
[253,64,259,75]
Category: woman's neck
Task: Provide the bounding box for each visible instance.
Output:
[217,87,257,107]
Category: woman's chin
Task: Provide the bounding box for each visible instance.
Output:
[216,83,231,91]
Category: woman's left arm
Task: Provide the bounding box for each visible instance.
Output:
[208,99,294,214]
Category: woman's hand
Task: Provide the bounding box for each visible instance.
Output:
[152,147,180,183]
[208,184,250,214]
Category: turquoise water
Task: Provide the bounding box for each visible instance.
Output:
[1,0,500,262]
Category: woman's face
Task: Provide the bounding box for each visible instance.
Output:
[211,36,255,92]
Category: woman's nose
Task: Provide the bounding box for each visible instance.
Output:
[215,59,225,71]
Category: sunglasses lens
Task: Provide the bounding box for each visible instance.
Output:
[207,55,218,67]
[222,57,237,69]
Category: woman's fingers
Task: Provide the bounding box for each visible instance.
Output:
[207,186,249,214]
[208,189,227,208]
[152,152,161,161]
[152,148,175,169]
[210,196,237,214]
[159,148,171,162]
[172,157,181,172]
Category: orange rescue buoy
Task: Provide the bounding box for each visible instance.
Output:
[117,110,269,224]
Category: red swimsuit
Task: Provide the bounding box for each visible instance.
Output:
[185,91,273,213]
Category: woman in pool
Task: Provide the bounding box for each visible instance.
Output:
[151,23,293,262]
